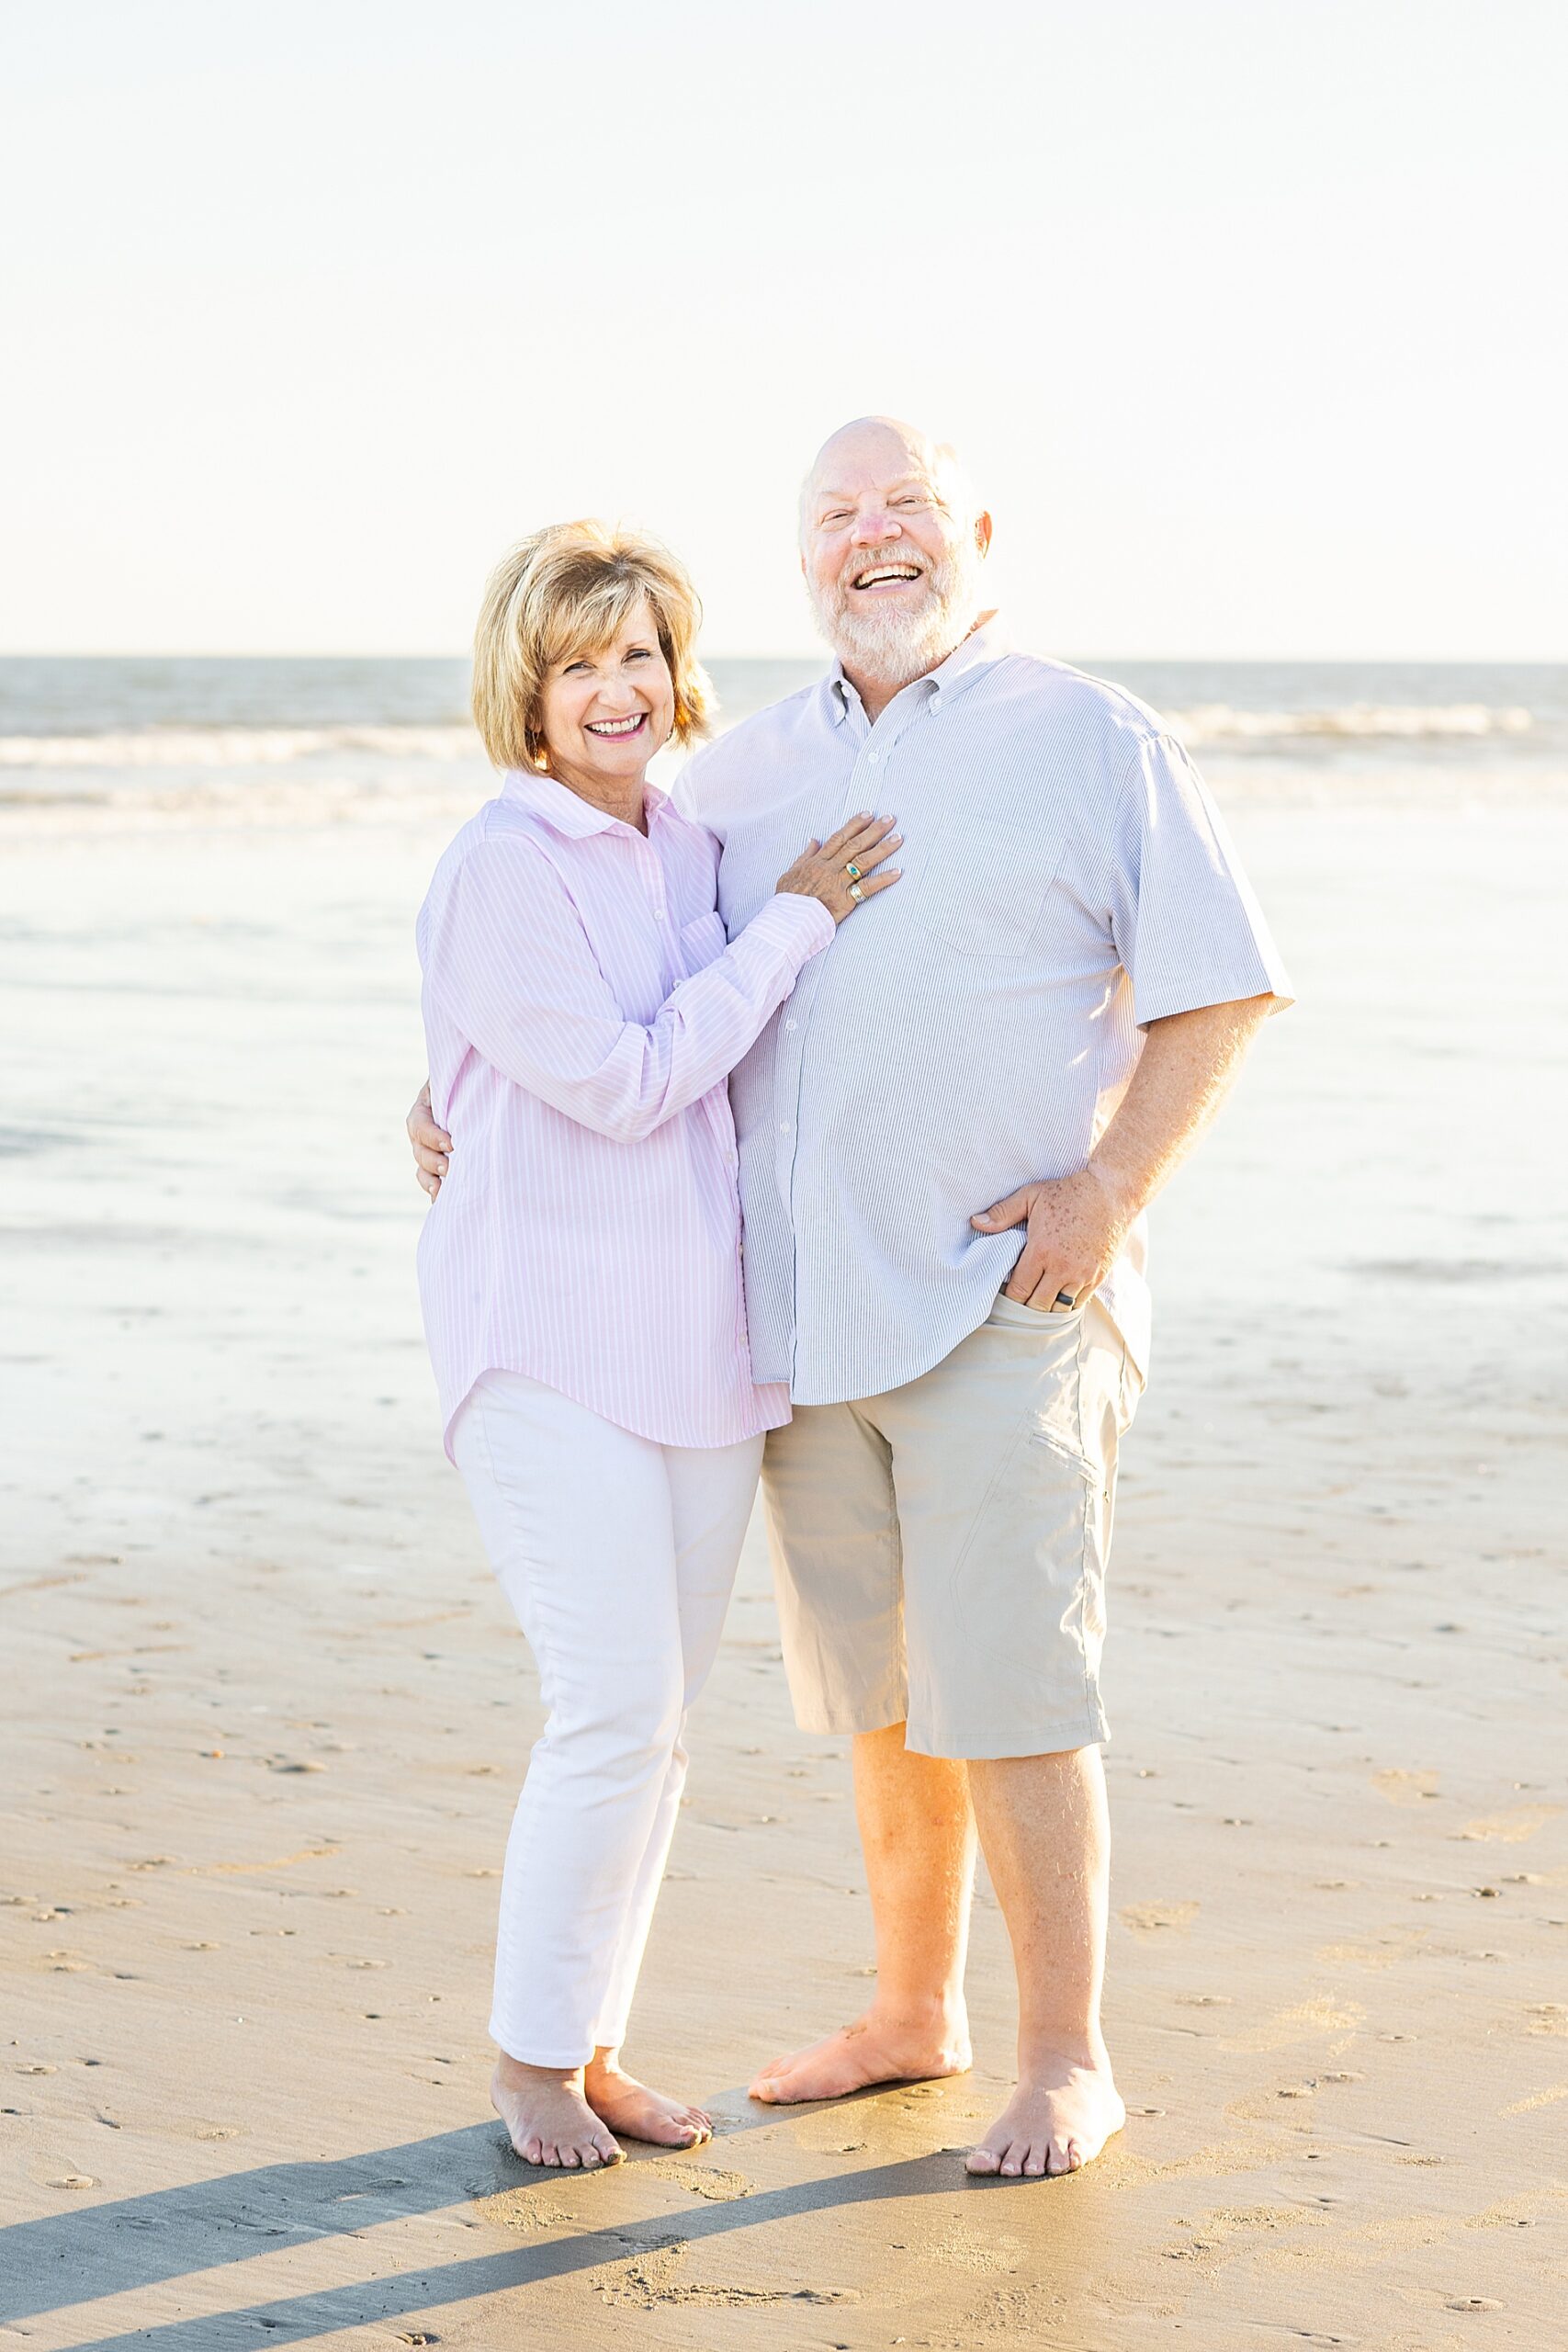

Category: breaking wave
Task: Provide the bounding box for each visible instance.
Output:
[1169,703,1533,745]
[0,722,479,770]
[0,705,1537,777]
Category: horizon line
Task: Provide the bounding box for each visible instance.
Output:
[1,649,1563,667]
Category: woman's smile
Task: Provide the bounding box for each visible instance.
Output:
[583,711,649,738]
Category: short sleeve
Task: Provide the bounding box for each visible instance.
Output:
[1102,733,1293,1027]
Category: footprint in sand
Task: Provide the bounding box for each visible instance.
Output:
[1314,1927,1428,1971]
[599,2236,856,2312]
[638,2157,752,2201]
[1221,1995,1364,2055]
[1121,1900,1199,1934]
[1371,1768,1440,1805]
[1456,1806,1563,1844]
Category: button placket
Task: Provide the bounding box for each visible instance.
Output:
[839,691,928,821]
[771,942,827,1383]
[634,833,680,984]
[771,941,825,1196]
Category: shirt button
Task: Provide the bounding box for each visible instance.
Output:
[778,1120,791,1134]
[784,1018,797,1032]
[866,750,880,763]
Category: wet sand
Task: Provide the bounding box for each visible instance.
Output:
[3,785,1566,2347]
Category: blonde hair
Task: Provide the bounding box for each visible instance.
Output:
[471,519,713,772]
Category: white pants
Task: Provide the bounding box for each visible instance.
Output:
[451,1371,762,2067]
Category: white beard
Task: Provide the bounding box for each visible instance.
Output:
[810,534,984,690]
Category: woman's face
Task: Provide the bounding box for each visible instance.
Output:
[536,596,675,791]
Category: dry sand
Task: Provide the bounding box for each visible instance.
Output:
[3,784,1566,2348]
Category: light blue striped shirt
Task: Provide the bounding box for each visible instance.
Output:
[677,618,1291,1406]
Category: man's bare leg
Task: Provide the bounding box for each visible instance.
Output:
[964,1744,1123,2177]
[748,1722,975,2102]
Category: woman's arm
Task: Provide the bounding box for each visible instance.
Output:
[422,816,898,1147]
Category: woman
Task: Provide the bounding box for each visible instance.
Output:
[415,519,899,2170]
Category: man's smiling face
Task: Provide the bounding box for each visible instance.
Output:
[800,418,992,691]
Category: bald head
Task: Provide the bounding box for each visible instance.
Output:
[799,415,979,544]
[797,414,992,705]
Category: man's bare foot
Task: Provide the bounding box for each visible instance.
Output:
[491,2058,622,2169]
[748,2005,971,2105]
[585,2054,712,2149]
[964,2047,1125,2179]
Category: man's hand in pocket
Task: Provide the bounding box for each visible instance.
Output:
[971,1165,1132,1310]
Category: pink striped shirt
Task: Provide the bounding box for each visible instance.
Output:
[415,767,833,1455]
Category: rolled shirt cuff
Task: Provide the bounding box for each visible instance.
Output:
[744,890,837,967]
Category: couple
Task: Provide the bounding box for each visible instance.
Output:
[407,414,1291,2181]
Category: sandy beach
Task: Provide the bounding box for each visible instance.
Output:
[4,769,1566,2347]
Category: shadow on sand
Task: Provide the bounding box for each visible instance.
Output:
[6,2086,1030,2346]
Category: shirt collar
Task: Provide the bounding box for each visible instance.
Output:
[828,609,1008,725]
[501,767,669,838]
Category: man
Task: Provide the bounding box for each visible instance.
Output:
[411,416,1291,2177]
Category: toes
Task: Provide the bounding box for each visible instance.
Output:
[1046,2135,1082,2177]
[521,2135,544,2165]
[1022,2145,1047,2177]
[593,2134,623,2166]
[964,2145,1002,2176]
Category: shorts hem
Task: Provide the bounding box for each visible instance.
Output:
[902,1708,1110,1762]
[787,1690,909,1738]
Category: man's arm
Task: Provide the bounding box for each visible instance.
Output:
[970,994,1276,1309]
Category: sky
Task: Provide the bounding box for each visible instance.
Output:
[2,0,1564,660]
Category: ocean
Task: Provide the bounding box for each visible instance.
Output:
[1,656,1562,823]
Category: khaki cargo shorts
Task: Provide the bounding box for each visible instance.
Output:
[761,1290,1140,1761]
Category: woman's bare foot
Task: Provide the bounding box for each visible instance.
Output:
[748,2003,971,2106]
[491,2057,623,2169]
[964,2044,1125,2179]
[585,2052,712,2149]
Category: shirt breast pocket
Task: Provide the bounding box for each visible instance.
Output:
[915,816,1065,958]
[680,909,730,973]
